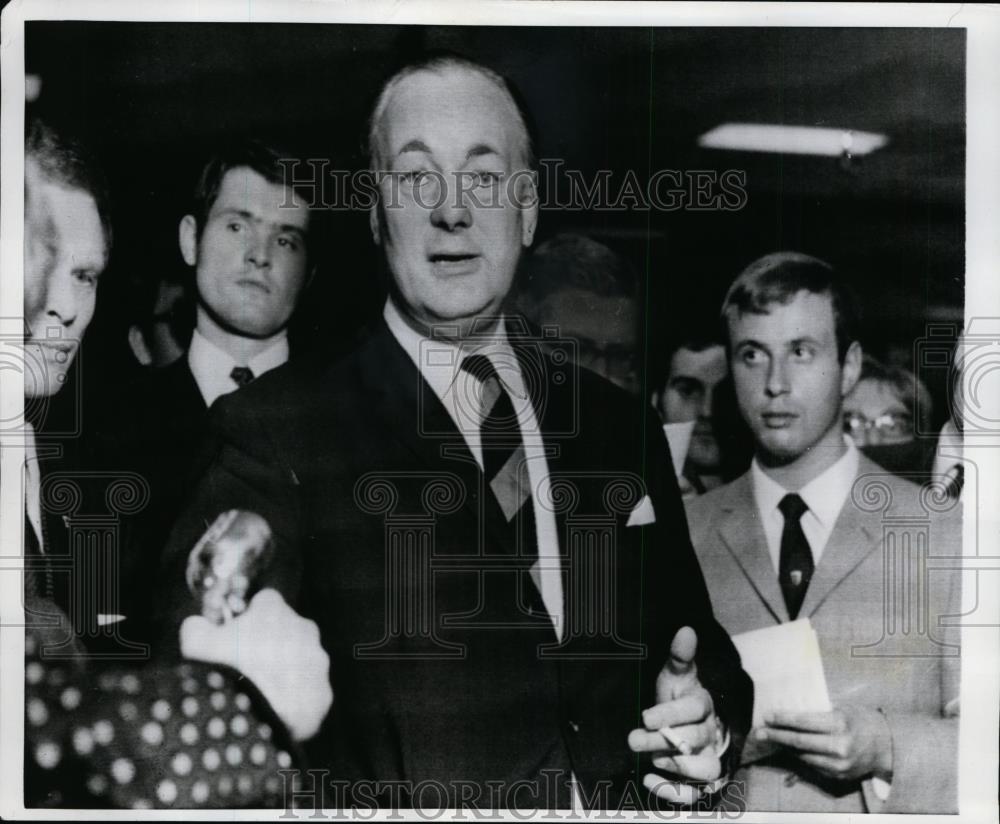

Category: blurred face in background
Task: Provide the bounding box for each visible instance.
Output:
[843,378,914,447]
[23,159,105,398]
[534,288,639,393]
[659,343,728,473]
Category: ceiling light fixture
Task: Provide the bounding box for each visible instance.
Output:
[697,123,889,157]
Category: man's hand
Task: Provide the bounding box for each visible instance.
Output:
[628,626,725,804]
[180,588,333,742]
[754,705,893,783]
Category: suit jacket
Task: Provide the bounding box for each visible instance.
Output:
[686,456,962,813]
[153,319,752,809]
[89,357,210,633]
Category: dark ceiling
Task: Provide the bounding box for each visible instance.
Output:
[26,22,965,372]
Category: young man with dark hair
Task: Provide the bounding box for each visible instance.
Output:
[686,251,961,813]
[652,332,745,495]
[103,139,313,627]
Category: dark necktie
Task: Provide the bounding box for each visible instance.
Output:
[230,366,255,388]
[460,355,544,601]
[778,493,813,620]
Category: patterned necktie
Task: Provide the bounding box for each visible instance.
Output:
[230,366,255,388]
[778,493,814,620]
[460,355,544,601]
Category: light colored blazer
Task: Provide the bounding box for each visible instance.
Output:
[686,455,961,813]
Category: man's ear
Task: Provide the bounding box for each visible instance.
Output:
[841,340,863,397]
[178,215,199,267]
[517,170,539,248]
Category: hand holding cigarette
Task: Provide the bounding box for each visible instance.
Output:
[628,626,728,803]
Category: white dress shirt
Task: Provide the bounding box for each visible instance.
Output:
[187,328,289,408]
[383,299,565,639]
[24,421,43,552]
[751,436,860,572]
[750,437,892,801]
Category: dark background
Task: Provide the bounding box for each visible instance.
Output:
[26,23,965,423]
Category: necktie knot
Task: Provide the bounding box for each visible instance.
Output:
[230,366,255,388]
[778,493,808,523]
[461,353,500,386]
[460,354,508,425]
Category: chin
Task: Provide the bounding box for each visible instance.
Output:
[428,298,502,326]
[756,434,807,464]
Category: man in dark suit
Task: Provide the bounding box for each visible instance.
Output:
[686,253,961,812]
[108,140,313,622]
[19,120,332,810]
[154,54,751,810]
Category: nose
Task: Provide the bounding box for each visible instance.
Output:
[765,357,790,397]
[863,426,883,447]
[245,228,271,268]
[45,268,79,328]
[430,174,472,231]
[699,385,715,419]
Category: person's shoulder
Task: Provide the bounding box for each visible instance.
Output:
[853,453,963,545]
[686,474,746,521]
[210,338,374,427]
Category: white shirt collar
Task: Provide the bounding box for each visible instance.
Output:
[751,435,860,528]
[187,328,289,408]
[23,420,43,553]
[382,298,527,416]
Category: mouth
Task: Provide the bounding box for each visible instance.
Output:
[24,337,76,363]
[762,412,798,429]
[428,253,481,275]
[235,278,271,294]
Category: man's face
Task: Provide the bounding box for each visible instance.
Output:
[23,161,105,398]
[371,67,538,337]
[181,167,310,339]
[535,288,639,393]
[660,344,728,472]
[729,291,859,463]
[843,378,914,447]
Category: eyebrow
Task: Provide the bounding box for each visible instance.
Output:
[217,208,308,238]
[395,140,503,163]
[788,336,822,348]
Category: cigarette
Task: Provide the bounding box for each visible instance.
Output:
[658,725,692,755]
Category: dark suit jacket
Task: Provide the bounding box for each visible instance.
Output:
[153,319,752,808]
[91,357,210,632]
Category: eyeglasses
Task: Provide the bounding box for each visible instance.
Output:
[843,411,914,439]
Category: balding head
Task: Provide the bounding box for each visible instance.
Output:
[367,55,536,174]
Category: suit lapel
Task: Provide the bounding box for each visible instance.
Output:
[357,322,512,553]
[799,470,881,618]
[716,473,790,624]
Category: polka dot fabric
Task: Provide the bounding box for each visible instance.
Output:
[25,633,299,809]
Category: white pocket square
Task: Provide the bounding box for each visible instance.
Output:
[626,495,656,527]
[97,613,126,627]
